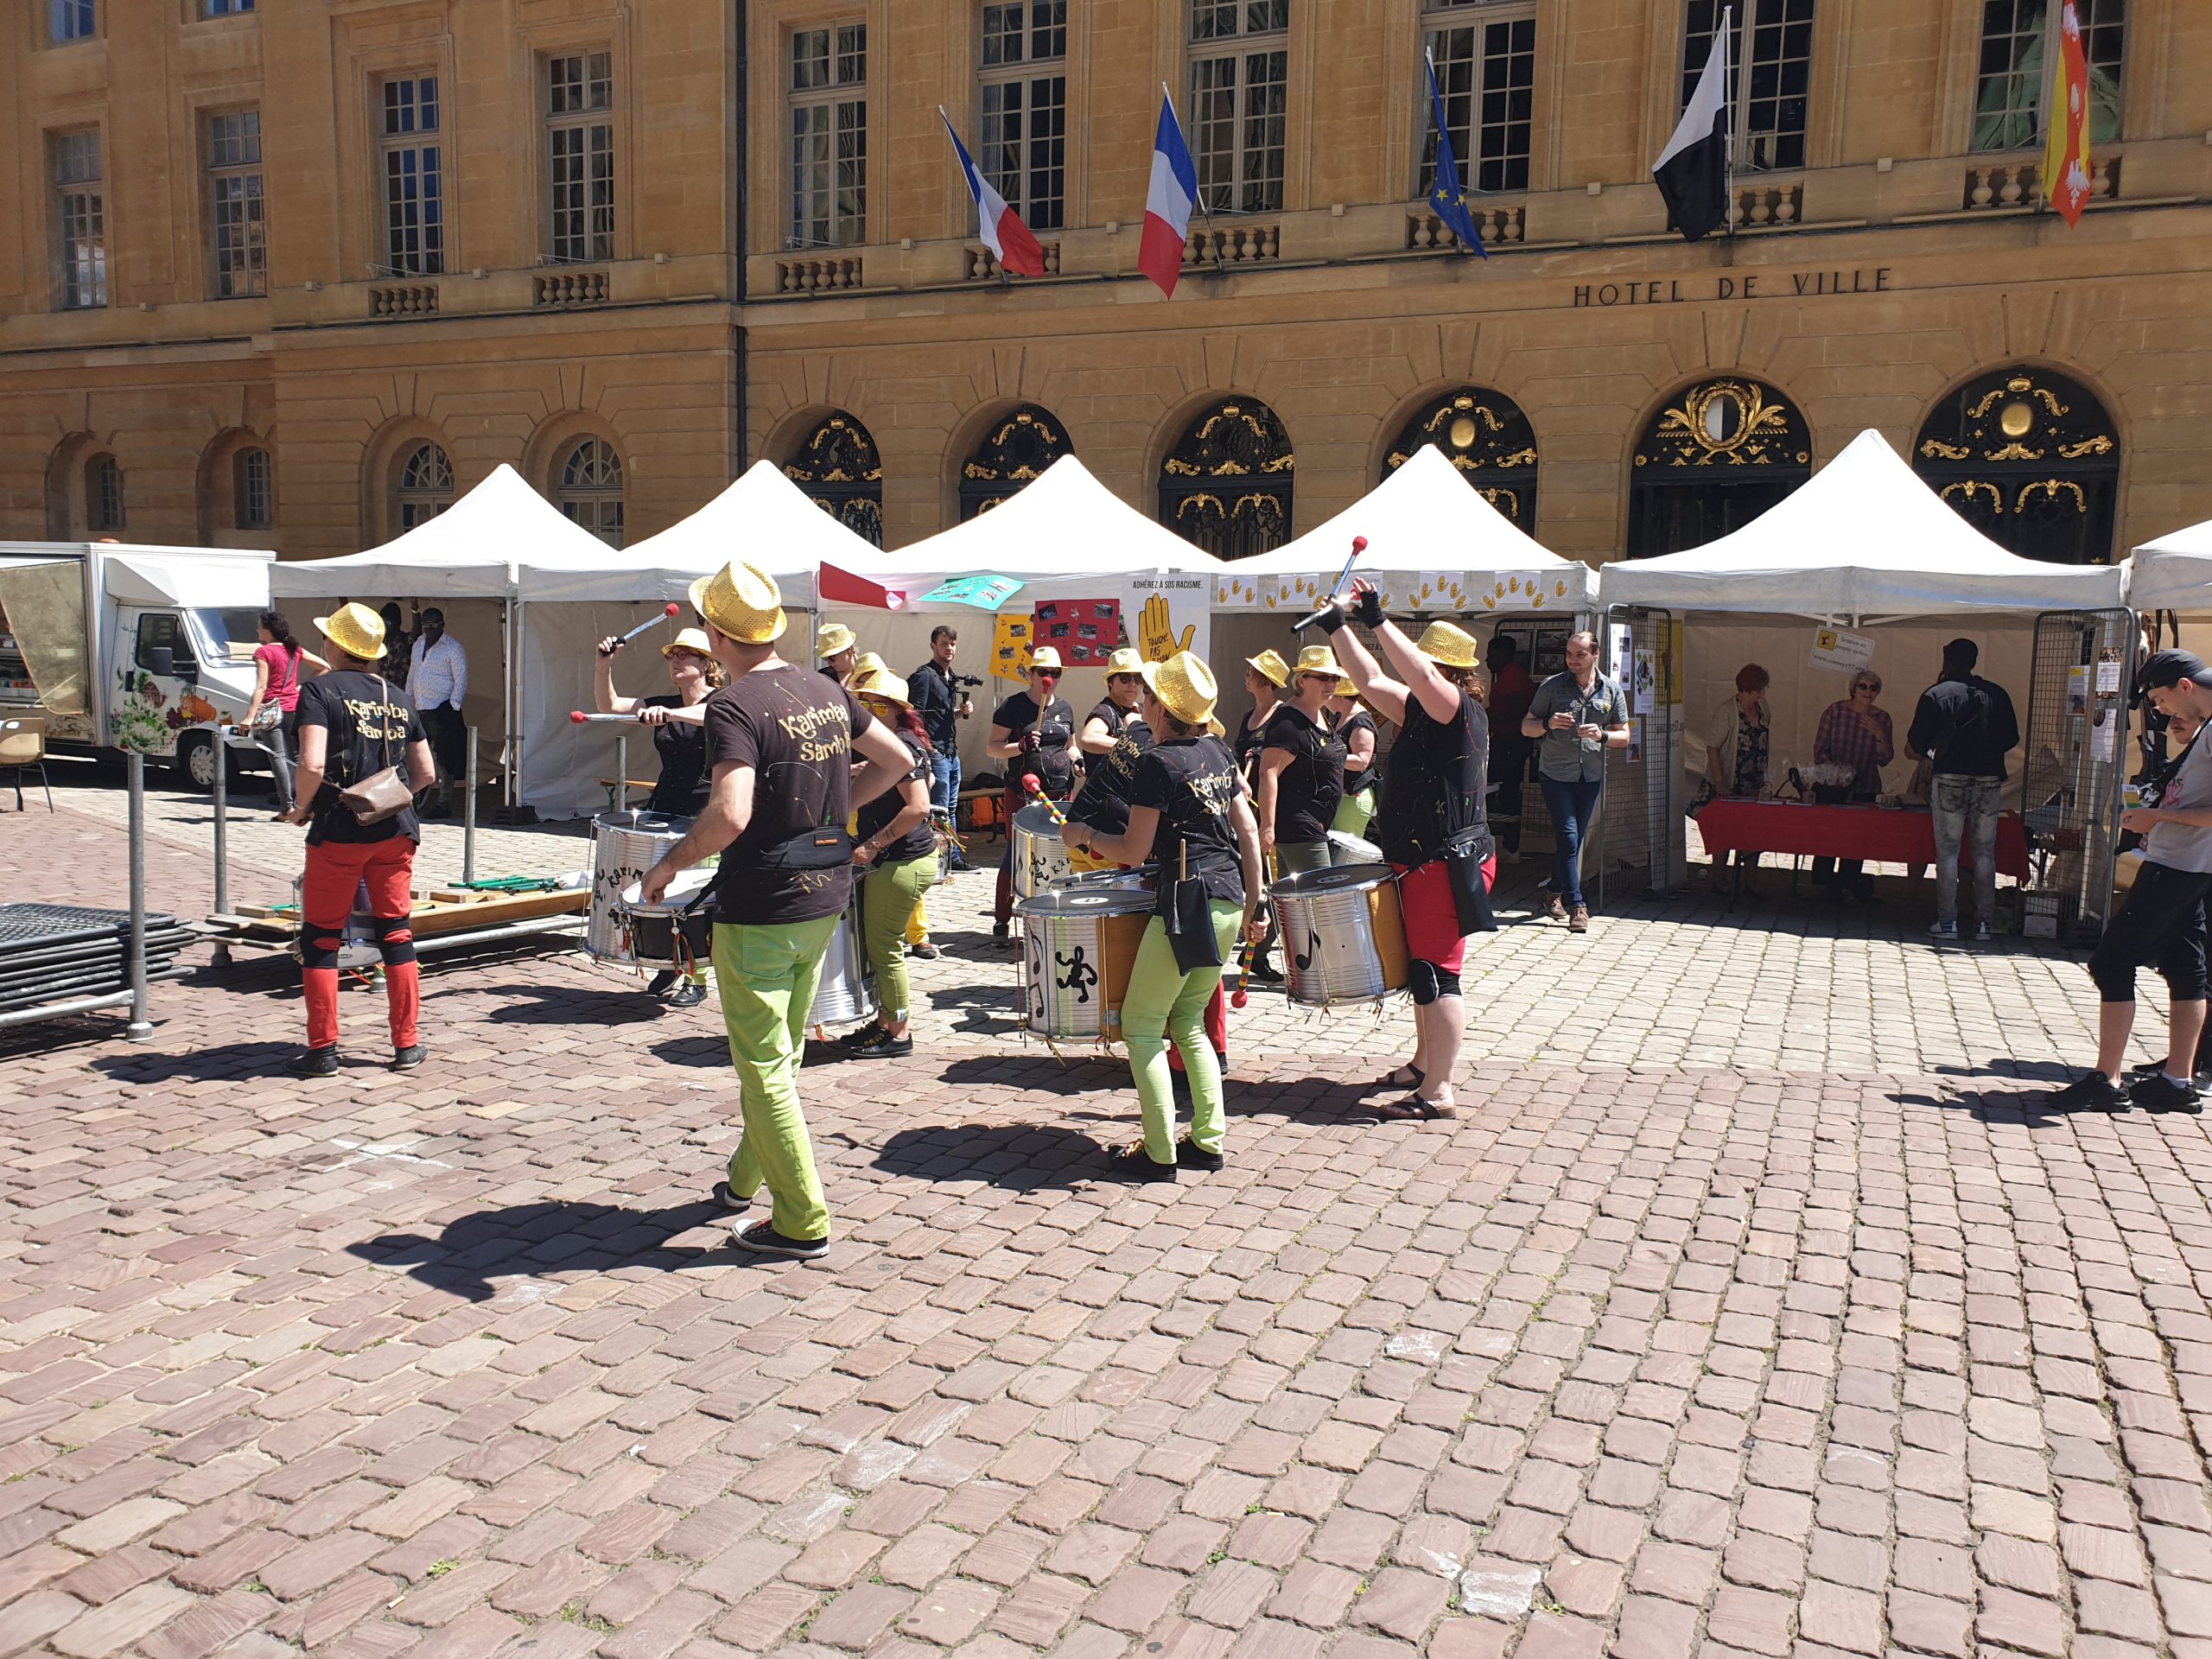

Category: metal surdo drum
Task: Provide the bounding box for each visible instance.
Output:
[1327,829,1383,865]
[808,901,877,1027]
[1010,801,1073,899]
[1016,886,1152,1043]
[619,870,714,973]
[588,810,690,963]
[1269,862,1411,1008]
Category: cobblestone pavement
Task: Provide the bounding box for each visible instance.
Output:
[9,781,2212,1658]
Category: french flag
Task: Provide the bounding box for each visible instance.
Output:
[1139,90,1198,299]
[939,108,1046,278]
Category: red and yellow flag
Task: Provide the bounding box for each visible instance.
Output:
[2040,0,2092,226]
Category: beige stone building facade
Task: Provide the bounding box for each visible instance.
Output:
[3,2,2209,569]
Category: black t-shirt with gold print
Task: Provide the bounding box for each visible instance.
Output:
[296,671,427,847]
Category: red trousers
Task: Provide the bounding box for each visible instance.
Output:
[301,836,419,1052]
[1166,982,1229,1074]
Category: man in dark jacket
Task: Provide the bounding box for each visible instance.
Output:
[1906,638,2020,941]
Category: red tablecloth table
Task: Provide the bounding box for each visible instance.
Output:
[1695,800,2031,880]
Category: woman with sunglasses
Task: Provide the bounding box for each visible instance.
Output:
[1081,647,1148,757]
[1811,671,1894,902]
[987,646,1078,942]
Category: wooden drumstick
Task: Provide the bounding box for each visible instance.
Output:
[1021,773,1068,825]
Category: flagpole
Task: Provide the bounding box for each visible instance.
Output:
[1163,80,1227,276]
[1721,7,1738,239]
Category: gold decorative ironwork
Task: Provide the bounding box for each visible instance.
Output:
[1919,439,1972,461]
[1382,387,1541,527]
[1637,379,1808,469]
[1160,397,1294,560]
[2018,479,2087,514]
[1914,364,2117,563]
[2056,435,2114,460]
[958,404,1072,521]
[1940,480,2002,512]
[1987,442,2041,463]
[785,411,885,546]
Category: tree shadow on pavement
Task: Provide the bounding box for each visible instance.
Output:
[872,1122,1124,1192]
[349,1198,734,1302]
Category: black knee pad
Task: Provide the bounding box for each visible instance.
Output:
[302,932,341,974]
[371,912,417,968]
[1408,961,1463,1006]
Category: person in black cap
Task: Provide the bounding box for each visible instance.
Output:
[1905,638,2019,940]
[2052,650,2212,1113]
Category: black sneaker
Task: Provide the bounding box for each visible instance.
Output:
[664,983,705,1010]
[711,1181,748,1212]
[731,1221,829,1259]
[991,923,1010,944]
[391,1045,426,1071]
[1248,959,1285,985]
[646,970,679,995]
[2131,1071,2203,1114]
[1103,1145,1178,1183]
[849,1031,914,1059]
[2050,1070,2127,1111]
[289,1046,340,1078]
[1175,1137,1224,1172]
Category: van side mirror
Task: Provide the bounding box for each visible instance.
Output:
[146,646,175,677]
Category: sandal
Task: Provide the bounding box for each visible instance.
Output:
[1372,1065,1424,1093]
[1363,1094,1457,1122]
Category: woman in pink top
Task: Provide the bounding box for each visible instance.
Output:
[242,611,308,816]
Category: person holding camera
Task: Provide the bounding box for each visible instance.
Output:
[908,625,976,871]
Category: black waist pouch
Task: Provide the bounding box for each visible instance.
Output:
[753,824,854,872]
[1441,830,1497,935]
[1160,861,1229,974]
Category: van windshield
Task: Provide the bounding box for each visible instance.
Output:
[194,608,264,664]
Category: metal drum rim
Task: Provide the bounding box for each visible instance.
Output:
[1268,861,1396,898]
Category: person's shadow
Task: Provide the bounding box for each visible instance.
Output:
[348,1198,732,1302]
[874,1122,1133,1191]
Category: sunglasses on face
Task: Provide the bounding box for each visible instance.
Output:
[1033,669,1061,681]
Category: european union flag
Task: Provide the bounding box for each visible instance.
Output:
[1425,52,1487,259]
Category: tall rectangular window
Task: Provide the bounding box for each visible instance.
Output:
[208,111,266,298]
[980,3,1067,232]
[380,75,444,275]
[1187,1,1287,215]
[1973,0,2126,152]
[545,52,614,264]
[54,131,105,309]
[50,0,94,43]
[1682,0,1814,174]
[789,24,867,248]
[1422,1,1535,196]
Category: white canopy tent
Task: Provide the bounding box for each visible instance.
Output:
[1213,443,1594,617]
[1597,429,2129,620]
[2125,518,2212,613]
[520,461,890,818]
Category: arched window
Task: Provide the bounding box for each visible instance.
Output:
[88,454,124,532]
[1384,387,1539,529]
[784,410,884,546]
[959,404,1071,521]
[1158,397,1294,562]
[233,447,273,531]
[1913,366,2120,565]
[396,442,454,531]
[1628,378,1810,557]
[557,437,625,547]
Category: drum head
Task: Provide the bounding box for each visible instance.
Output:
[595,810,692,836]
[1327,830,1382,863]
[1014,802,1064,835]
[620,868,713,915]
[1016,887,1154,918]
[1272,861,1393,898]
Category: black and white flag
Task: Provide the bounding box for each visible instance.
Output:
[1654,9,1731,242]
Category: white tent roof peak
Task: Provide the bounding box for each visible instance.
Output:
[881,453,1224,581]
[1237,442,1565,576]
[1598,428,2129,617]
[270,462,614,600]
[2126,517,2212,611]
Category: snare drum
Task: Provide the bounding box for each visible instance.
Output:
[618,870,714,973]
[1015,887,1152,1042]
[808,902,877,1027]
[1268,862,1411,1007]
[1327,829,1383,865]
[588,810,690,963]
[1010,802,1073,899]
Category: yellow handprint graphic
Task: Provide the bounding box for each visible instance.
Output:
[1139,592,1194,661]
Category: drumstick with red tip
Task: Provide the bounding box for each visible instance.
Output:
[1293,534,1369,632]
[607,603,683,651]
[569,710,638,722]
[1021,774,1068,825]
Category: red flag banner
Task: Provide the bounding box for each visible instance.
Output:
[2040,1,2092,226]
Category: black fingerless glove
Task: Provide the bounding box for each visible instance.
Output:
[1352,588,1385,629]
[1316,608,1347,635]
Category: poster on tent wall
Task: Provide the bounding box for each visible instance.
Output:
[1031,599,1121,667]
[1126,573,1211,666]
[990,613,1033,677]
[1810,627,1875,677]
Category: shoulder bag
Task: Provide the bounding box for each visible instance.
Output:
[338,677,416,826]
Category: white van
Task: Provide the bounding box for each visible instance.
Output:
[0,543,276,788]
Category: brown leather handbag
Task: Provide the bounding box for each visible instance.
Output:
[338,677,416,826]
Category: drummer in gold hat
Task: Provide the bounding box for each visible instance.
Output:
[640,561,915,1258]
[1256,644,1352,876]
[986,643,1078,942]
[593,621,728,1005]
[1079,646,1151,757]
[1058,651,1266,1181]
[1235,647,1291,773]
[1328,674,1381,840]
[1316,587,1496,1122]
[818,621,858,685]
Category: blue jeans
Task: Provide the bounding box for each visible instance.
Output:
[929,749,964,864]
[1540,776,1604,910]
[1930,773,2001,925]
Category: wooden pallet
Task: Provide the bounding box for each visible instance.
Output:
[210,886,587,942]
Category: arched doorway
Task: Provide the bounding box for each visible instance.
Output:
[1912,366,2120,564]
[959,405,1071,521]
[1627,378,1811,557]
[1159,397,1294,562]
[783,411,884,546]
[1384,387,1540,530]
